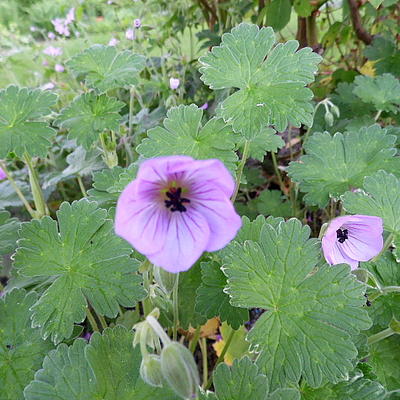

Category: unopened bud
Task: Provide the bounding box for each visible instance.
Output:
[154,266,178,294]
[324,111,334,127]
[140,354,163,387]
[160,342,199,399]
[330,104,340,118]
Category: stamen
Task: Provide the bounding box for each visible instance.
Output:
[336,228,349,243]
[164,187,190,212]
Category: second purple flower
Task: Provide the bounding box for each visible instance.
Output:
[115,156,242,273]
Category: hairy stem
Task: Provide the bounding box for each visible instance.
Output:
[86,308,100,332]
[189,326,201,353]
[231,140,250,203]
[0,160,36,218]
[200,338,208,387]
[367,327,395,346]
[172,273,180,341]
[77,175,87,197]
[271,151,285,193]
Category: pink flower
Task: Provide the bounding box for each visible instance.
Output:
[47,31,56,40]
[65,8,75,24]
[125,28,135,40]
[200,102,208,110]
[42,60,49,67]
[41,82,55,90]
[115,156,242,273]
[169,78,180,90]
[43,46,63,57]
[52,18,70,36]
[134,18,142,28]
[322,215,383,270]
[108,37,119,46]
[55,64,64,72]
[0,166,6,181]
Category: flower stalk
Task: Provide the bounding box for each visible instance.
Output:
[367,326,395,346]
[172,273,180,341]
[231,140,250,203]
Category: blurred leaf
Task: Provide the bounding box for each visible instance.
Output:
[223,218,371,389]
[13,199,145,344]
[0,210,19,256]
[55,93,124,149]
[265,0,292,31]
[137,105,238,172]
[0,180,31,209]
[288,125,400,207]
[293,0,313,17]
[67,45,146,92]
[0,86,57,158]
[364,37,400,77]
[199,23,321,138]
[255,190,293,217]
[0,289,53,400]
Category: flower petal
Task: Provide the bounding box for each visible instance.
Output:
[148,209,210,273]
[322,238,359,269]
[190,182,242,251]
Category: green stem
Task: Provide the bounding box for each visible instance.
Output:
[200,338,208,388]
[146,315,172,346]
[189,326,201,353]
[374,109,382,121]
[98,314,107,331]
[371,233,394,263]
[86,308,100,332]
[369,285,400,302]
[367,327,395,346]
[172,273,180,341]
[0,160,36,218]
[231,140,250,203]
[271,151,285,193]
[204,329,235,390]
[77,175,87,197]
[23,153,48,218]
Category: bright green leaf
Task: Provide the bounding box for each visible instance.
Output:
[265,0,292,31]
[137,104,238,171]
[55,93,124,148]
[67,45,146,92]
[353,74,400,113]
[199,23,321,138]
[288,125,400,207]
[212,357,300,400]
[293,0,313,17]
[196,261,248,329]
[24,326,178,400]
[0,86,57,158]
[223,218,372,389]
[13,199,145,344]
[0,289,53,400]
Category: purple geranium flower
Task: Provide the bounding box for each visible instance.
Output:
[0,166,6,181]
[55,64,64,72]
[43,46,63,57]
[134,18,141,28]
[126,28,135,40]
[169,78,180,90]
[115,156,242,273]
[322,215,383,270]
[108,37,119,46]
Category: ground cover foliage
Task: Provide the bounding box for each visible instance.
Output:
[0,1,400,399]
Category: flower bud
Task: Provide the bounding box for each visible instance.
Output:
[330,104,340,118]
[160,342,199,400]
[324,110,334,127]
[140,354,163,387]
[154,266,178,294]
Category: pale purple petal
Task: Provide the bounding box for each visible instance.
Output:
[169,78,180,90]
[190,182,241,251]
[148,210,210,273]
[0,167,6,181]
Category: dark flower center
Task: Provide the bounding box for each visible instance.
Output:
[164,187,190,212]
[336,228,349,243]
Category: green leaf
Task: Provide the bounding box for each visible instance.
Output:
[364,37,400,77]
[0,210,19,256]
[293,0,313,17]
[137,105,238,171]
[353,74,400,113]
[24,326,179,400]
[255,190,293,217]
[178,263,207,329]
[13,199,145,344]
[301,370,386,399]
[67,45,145,92]
[0,180,31,209]
[223,218,372,389]
[211,357,300,400]
[0,86,57,158]
[196,262,248,329]
[288,125,400,207]
[87,164,137,206]
[55,93,124,149]
[342,170,400,240]
[236,128,284,161]
[362,253,400,328]
[369,336,400,391]
[199,23,321,138]
[0,289,53,400]
[265,0,292,31]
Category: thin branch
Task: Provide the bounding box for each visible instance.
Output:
[347,0,373,45]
